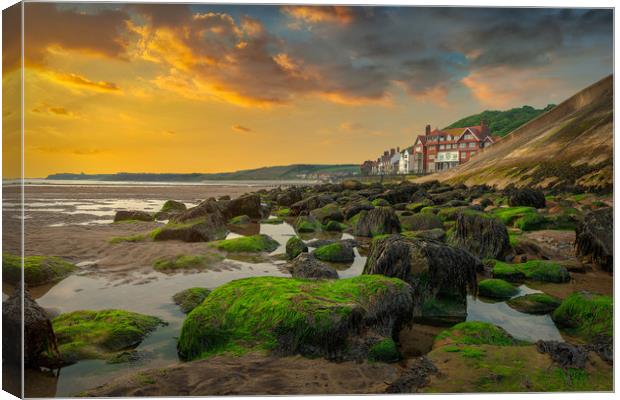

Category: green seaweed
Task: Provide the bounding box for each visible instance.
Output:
[172,288,211,314]
[211,234,279,253]
[2,253,76,286]
[552,292,612,340]
[436,321,525,347]
[493,260,570,283]
[368,338,400,362]
[153,254,224,272]
[478,279,519,299]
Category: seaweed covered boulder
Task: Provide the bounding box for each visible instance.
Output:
[293,215,321,233]
[2,253,76,287]
[478,279,518,299]
[552,291,612,341]
[342,199,374,220]
[289,195,333,216]
[313,242,355,263]
[492,260,570,283]
[173,288,211,314]
[507,293,561,314]
[285,236,308,260]
[3,288,60,367]
[399,213,443,232]
[276,188,303,207]
[353,207,401,237]
[152,215,228,242]
[363,235,479,319]
[177,275,413,361]
[433,321,523,348]
[53,309,164,364]
[287,253,339,279]
[309,203,344,224]
[223,194,264,220]
[507,188,546,209]
[211,234,279,253]
[155,200,187,220]
[575,207,613,272]
[114,210,154,222]
[449,211,512,260]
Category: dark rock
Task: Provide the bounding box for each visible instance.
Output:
[449,211,512,260]
[288,253,339,279]
[306,238,358,249]
[114,210,154,222]
[385,356,438,393]
[285,236,308,260]
[309,203,344,224]
[400,213,443,231]
[403,229,446,242]
[224,194,264,220]
[290,195,334,216]
[218,195,231,201]
[507,188,546,209]
[430,189,465,205]
[575,207,613,272]
[172,198,226,223]
[536,340,588,369]
[276,188,303,207]
[342,200,374,220]
[3,288,60,367]
[353,207,401,237]
[313,242,355,263]
[363,235,479,315]
[153,214,228,242]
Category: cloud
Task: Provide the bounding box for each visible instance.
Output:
[40,71,120,93]
[31,104,80,118]
[281,6,354,25]
[232,124,252,133]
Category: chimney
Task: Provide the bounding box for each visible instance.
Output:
[481,118,489,134]
[425,124,431,136]
[397,146,400,152]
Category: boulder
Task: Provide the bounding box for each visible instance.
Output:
[177,275,413,362]
[492,260,570,283]
[293,215,321,233]
[430,189,465,205]
[285,236,308,259]
[309,203,344,224]
[363,235,479,316]
[153,214,228,242]
[342,179,364,191]
[2,254,76,287]
[552,291,612,341]
[155,200,187,220]
[536,340,588,369]
[276,188,303,207]
[3,288,60,367]
[211,234,279,253]
[353,207,401,237]
[288,253,339,279]
[171,198,226,223]
[399,213,443,231]
[173,288,212,314]
[507,293,562,314]
[575,207,613,272]
[507,188,546,209]
[114,210,154,222]
[478,278,518,299]
[448,211,512,260]
[223,194,264,220]
[342,200,374,220]
[290,195,334,216]
[228,215,251,225]
[313,242,355,263]
[401,229,446,242]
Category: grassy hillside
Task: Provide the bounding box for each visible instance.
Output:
[445,105,555,137]
[46,164,360,182]
[416,75,612,192]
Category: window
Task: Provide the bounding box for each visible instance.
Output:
[439,144,445,150]
[429,154,435,160]
[469,142,476,148]
[459,143,466,149]
[460,152,467,159]
[464,134,472,140]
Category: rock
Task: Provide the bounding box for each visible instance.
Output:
[536,340,588,369]
[385,356,438,393]
[114,210,154,222]
[294,215,321,233]
[401,229,446,242]
[306,238,358,249]
[53,310,164,364]
[171,198,226,224]
[371,198,391,207]
[363,235,479,317]
[433,321,521,348]
[173,288,211,314]
[430,189,465,205]
[2,254,76,287]
[343,200,374,220]
[575,207,613,272]
[313,242,355,263]
[377,184,419,204]
[211,234,279,253]
[507,293,562,314]
[342,179,363,190]
[324,221,345,231]
[288,253,339,279]
[507,188,546,209]
[177,275,413,362]
[399,213,443,231]
[159,200,186,213]
[290,195,333,216]
[448,211,512,260]
[552,291,612,341]
[228,215,251,225]
[309,203,344,224]
[224,194,264,219]
[3,288,60,367]
[276,188,303,207]
[153,214,228,242]
[353,208,401,237]
[477,278,518,299]
[492,260,570,283]
[218,195,231,201]
[285,236,307,260]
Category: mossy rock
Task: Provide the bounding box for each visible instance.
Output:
[309,203,344,224]
[153,253,224,272]
[491,207,539,227]
[260,217,284,225]
[552,291,612,341]
[371,198,390,207]
[405,200,433,213]
[434,321,524,347]
[437,206,471,222]
[2,253,76,286]
[313,242,355,263]
[294,216,321,233]
[513,212,546,231]
[401,228,446,241]
[229,215,251,225]
[160,200,186,213]
[285,236,307,260]
[211,234,279,253]
[507,293,561,314]
[399,212,443,231]
[172,288,211,314]
[323,220,346,232]
[151,216,228,242]
[113,210,154,223]
[478,279,518,299]
[177,275,413,361]
[368,338,400,362]
[53,310,164,364]
[493,260,570,283]
[274,208,290,217]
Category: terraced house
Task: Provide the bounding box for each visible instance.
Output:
[361,120,497,176]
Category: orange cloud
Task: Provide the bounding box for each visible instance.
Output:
[40,70,120,93]
[31,104,79,118]
[281,6,354,25]
[232,124,252,133]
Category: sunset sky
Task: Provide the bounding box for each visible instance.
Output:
[2,3,613,178]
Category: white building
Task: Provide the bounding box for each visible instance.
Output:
[399,146,413,174]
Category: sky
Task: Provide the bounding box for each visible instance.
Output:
[1,3,613,178]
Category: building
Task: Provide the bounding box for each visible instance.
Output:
[399,146,414,174]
